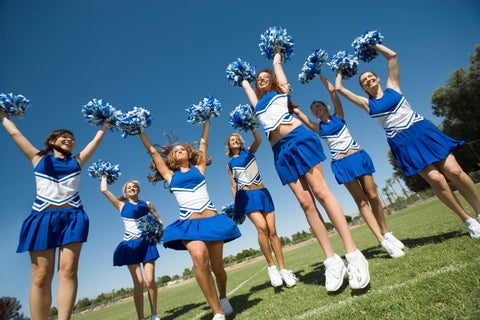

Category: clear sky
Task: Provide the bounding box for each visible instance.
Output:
[1,0,479,317]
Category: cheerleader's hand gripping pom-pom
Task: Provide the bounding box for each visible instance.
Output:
[88,160,122,184]
[139,215,163,244]
[259,26,294,61]
[0,93,31,119]
[82,99,122,129]
[220,203,246,225]
[328,51,359,80]
[298,49,329,84]
[186,96,222,124]
[229,104,258,132]
[119,107,152,138]
[352,30,384,62]
[226,58,257,87]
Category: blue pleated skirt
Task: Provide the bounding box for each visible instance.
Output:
[388,120,465,176]
[235,188,275,215]
[163,214,241,250]
[113,237,160,266]
[272,125,326,185]
[17,207,89,253]
[331,149,376,184]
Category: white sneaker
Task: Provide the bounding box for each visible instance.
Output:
[219,298,233,316]
[346,250,370,290]
[381,240,405,258]
[212,314,226,320]
[323,253,346,292]
[465,218,480,239]
[267,265,283,287]
[150,315,161,320]
[383,232,405,249]
[279,269,297,287]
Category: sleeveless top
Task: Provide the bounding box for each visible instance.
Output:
[368,88,424,138]
[228,149,263,190]
[255,91,295,138]
[120,200,149,240]
[33,155,82,211]
[319,114,360,159]
[170,167,216,220]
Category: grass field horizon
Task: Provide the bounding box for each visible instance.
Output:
[72,189,480,320]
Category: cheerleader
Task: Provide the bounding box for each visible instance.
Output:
[226,129,296,287]
[138,120,241,320]
[292,74,405,258]
[0,109,107,320]
[100,176,162,320]
[335,43,480,239]
[239,51,370,292]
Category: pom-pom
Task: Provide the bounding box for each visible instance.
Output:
[88,160,122,184]
[186,96,222,124]
[328,51,359,80]
[226,58,256,87]
[259,26,294,61]
[220,203,246,225]
[0,93,31,119]
[229,104,258,132]
[118,107,152,138]
[82,99,122,129]
[298,49,329,84]
[138,214,163,244]
[352,30,384,62]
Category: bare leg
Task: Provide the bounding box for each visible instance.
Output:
[358,175,389,235]
[127,264,145,320]
[57,242,82,320]
[207,241,228,299]
[263,211,286,270]
[29,248,55,320]
[247,211,276,267]
[143,260,158,316]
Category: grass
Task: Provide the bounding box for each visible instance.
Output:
[72,191,480,320]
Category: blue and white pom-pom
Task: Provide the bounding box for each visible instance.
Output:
[298,49,329,84]
[226,58,256,87]
[0,93,31,119]
[88,160,122,184]
[259,27,294,61]
[352,30,384,62]
[328,51,359,80]
[186,96,222,125]
[229,104,258,132]
[139,214,163,244]
[220,203,246,225]
[118,107,152,138]
[82,99,122,129]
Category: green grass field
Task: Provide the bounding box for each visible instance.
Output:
[72,193,480,320]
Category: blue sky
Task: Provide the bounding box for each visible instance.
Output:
[1,0,479,317]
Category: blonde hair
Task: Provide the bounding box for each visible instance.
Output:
[116,180,141,201]
[225,133,245,157]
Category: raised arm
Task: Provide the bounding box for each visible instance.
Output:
[227,165,237,201]
[373,44,400,93]
[139,131,173,184]
[248,129,262,154]
[100,174,125,212]
[146,201,163,224]
[76,121,108,168]
[241,80,259,108]
[335,69,371,114]
[319,74,344,120]
[0,110,41,166]
[292,107,319,134]
[273,52,290,94]
[196,119,210,174]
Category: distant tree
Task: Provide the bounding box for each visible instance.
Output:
[0,297,30,320]
[431,44,480,172]
[158,275,172,284]
[325,222,333,230]
[182,268,194,279]
[344,215,352,223]
[75,297,92,309]
[49,306,58,316]
[171,274,180,281]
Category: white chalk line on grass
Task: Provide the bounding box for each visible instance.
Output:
[281,257,480,320]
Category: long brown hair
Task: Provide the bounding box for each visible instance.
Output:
[225,133,245,157]
[37,129,74,158]
[254,68,286,99]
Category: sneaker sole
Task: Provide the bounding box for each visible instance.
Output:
[326,266,347,292]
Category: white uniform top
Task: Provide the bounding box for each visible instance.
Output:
[255,92,295,138]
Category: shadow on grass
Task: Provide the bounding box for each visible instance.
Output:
[196,291,263,320]
[399,230,464,248]
[162,301,208,320]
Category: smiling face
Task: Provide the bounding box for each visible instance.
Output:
[51,132,75,153]
[359,71,379,92]
[174,145,189,162]
[310,101,329,120]
[123,180,140,198]
[256,72,271,91]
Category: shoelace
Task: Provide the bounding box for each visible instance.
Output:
[281,269,296,279]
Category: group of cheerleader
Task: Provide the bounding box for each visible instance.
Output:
[2,29,480,320]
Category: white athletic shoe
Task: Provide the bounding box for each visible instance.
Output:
[267,265,283,287]
[219,298,233,316]
[324,253,347,292]
[279,269,297,287]
[381,240,405,258]
[346,250,370,290]
[150,314,161,320]
[465,218,480,239]
[384,232,405,249]
[212,314,226,320]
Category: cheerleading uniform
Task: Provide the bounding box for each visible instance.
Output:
[113,201,159,266]
[17,155,89,253]
[163,167,241,250]
[228,149,275,215]
[369,89,465,176]
[256,91,326,185]
[319,114,375,184]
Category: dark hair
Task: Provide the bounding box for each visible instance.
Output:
[358,70,378,86]
[310,101,328,111]
[37,129,74,158]
[254,68,285,99]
